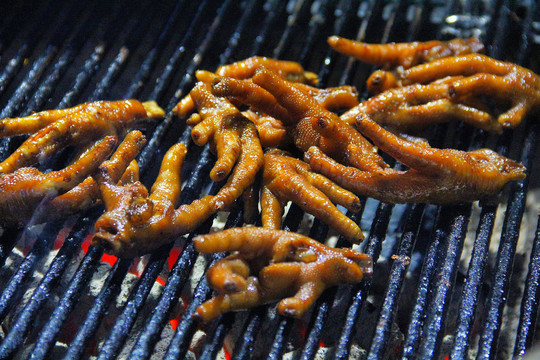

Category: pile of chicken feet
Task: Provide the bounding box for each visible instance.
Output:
[0,36,534,321]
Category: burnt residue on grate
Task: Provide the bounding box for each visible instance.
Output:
[0,0,540,359]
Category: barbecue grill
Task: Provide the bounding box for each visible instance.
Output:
[0,0,539,359]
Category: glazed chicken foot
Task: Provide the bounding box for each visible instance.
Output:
[305,115,526,204]
[328,36,484,70]
[211,67,386,172]
[95,87,263,257]
[262,149,364,243]
[365,54,540,129]
[0,136,117,228]
[193,227,372,321]
[340,77,502,133]
[0,100,164,174]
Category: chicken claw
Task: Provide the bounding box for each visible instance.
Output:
[305,115,525,204]
[92,142,218,257]
[328,36,484,94]
[328,36,483,70]
[341,79,501,133]
[215,56,318,85]
[366,54,540,128]
[0,100,164,174]
[179,82,264,184]
[262,149,364,243]
[0,136,117,228]
[193,227,372,321]
[46,130,147,223]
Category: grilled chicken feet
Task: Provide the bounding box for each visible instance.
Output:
[212,67,386,172]
[193,227,372,321]
[306,115,526,204]
[328,36,483,70]
[340,78,502,133]
[92,142,219,257]
[364,54,540,129]
[94,68,265,257]
[262,149,364,243]
[0,136,117,228]
[0,100,164,174]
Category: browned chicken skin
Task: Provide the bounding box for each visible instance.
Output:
[305,115,526,204]
[0,100,164,175]
[262,149,364,243]
[193,227,372,321]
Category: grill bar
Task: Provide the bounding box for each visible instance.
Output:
[0,2,81,120]
[367,204,425,359]
[477,120,539,359]
[515,212,540,357]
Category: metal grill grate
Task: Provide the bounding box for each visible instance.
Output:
[0,0,539,359]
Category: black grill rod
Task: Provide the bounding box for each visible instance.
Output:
[193,2,340,358]
[294,217,337,360]
[0,1,83,120]
[124,0,188,100]
[337,0,386,87]
[399,0,502,356]
[0,0,54,102]
[125,2,268,357]
[296,0,336,66]
[163,209,245,360]
[23,3,101,115]
[89,1,158,101]
[514,206,540,358]
[416,205,472,359]
[136,0,222,173]
[250,0,288,56]
[451,2,537,357]
[57,1,133,109]
[316,0,364,86]
[272,0,312,59]
[1,2,175,357]
[301,4,427,359]
[449,203,497,359]
[218,0,263,65]
[0,1,199,358]
[0,1,36,61]
[0,1,82,161]
[95,136,219,359]
[0,6,132,358]
[260,0,357,357]
[96,2,251,356]
[0,0,128,268]
[0,0,101,322]
[291,0,373,357]
[366,204,426,359]
[25,210,110,360]
[476,121,539,359]
[333,202,394,360]
[184,0,309,357]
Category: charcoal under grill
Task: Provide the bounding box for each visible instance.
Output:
[0,0,539,359]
